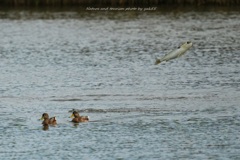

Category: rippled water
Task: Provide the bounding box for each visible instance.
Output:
[0,8,240,159]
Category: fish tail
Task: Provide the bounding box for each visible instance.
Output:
[155,59,161,65]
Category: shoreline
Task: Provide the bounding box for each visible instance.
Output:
[0,0,240,7]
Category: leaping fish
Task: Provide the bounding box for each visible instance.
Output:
[155,41,193,65]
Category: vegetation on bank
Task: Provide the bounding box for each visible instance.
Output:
[0,0,240,6]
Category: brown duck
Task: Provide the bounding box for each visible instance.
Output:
[40,113,57,125]
[70,111,89,123]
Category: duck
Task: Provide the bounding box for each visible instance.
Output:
[70,111,89,123]
[40,113,57,125]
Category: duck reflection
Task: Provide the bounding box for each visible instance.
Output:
[42,125,49,131]
[72,123,79,127]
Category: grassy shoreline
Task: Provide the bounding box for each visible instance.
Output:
[0,0,240,7]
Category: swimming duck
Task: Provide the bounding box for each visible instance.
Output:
[70,111,89,123]
[40,113,57,125]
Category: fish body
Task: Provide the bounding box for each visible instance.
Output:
[155,41,193,65]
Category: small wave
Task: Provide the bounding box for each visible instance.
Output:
[51,98,82,102]
[69,108,198,113]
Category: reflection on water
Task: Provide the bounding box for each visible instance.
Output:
[0,7,240,159]
[42,125,49,131]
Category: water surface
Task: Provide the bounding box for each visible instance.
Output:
[0,8,240,159]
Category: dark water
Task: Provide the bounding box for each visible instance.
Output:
[0,8,240,159]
